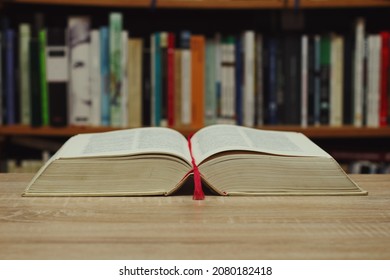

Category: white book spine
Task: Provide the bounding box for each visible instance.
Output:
[301,35,308,127]
[121,31,129,128]
[330,34,344,127]
[243,31,255,127]
[353,18,365,127]
[90,30,101,127]
[181,49,191,125]
[19,24,31,126]
[68,17,91,126]
[366,35,381,127]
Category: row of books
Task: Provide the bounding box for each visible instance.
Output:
[1,15,390,128]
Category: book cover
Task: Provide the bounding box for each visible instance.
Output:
[19,23,31,126]
[68,16,91,126]
[109,13,123,127]
[90,29,101,127]
[100,27,110,126]
[46,28,69,127]
[191,35,205,128]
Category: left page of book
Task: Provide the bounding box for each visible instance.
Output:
[52,127,192,163]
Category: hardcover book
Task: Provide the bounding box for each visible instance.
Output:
[24,125,367,199]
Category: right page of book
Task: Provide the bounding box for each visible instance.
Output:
[191,124,331,164]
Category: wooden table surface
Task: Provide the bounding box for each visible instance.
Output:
[0,173,389,260]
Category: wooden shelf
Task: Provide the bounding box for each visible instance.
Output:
[9,0,390,8]
[1,125,390,138]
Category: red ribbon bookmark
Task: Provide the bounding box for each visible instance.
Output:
[188,134,205,200]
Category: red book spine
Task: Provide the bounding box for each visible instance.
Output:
[380,32,390,127]
[167,33,175,127]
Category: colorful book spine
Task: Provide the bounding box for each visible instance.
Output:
[68,16,91,126]
[100,27,110,126]
[191,35,205,128]
[46,28,69,127]
[19,24,31,126]
[39,30,49,126]
[109,13,123,127]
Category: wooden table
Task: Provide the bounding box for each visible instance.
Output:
[0,173,389,260]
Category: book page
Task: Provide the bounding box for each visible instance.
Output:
[52,127,191,163]
[191,125,331,164]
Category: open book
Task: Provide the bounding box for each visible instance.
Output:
[23,124,367,199]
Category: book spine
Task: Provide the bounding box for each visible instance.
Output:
[90,29,101,127]
[255,34,263,126]
[160,32,168,127]
[121,30,129,128]
[46,28,69,127]
[268,38,277,125]
[243,31,255,127]
[235,36,243,126]
[142,45,151,126]
[205,39,217,126]
[100,27,110,126]
[109,13,123,127]
[174,48,182,127]
[215,33,222,124]
[29,37,42,127]
[6,29,15,125]
[180,31,191,126]
[68,16,91,126]
[153,32,162,126]
[314,35,321,126]
[191,35,205,128]
[19,24,31,126]
[353,18,365,127]
[380,32,390,127]
[366,35,381,128]
[319,34,330,125]
[330,34,344,127]
[128,38,143,128]
[301,35,308,127]
[39,30,49,126]
[167,32,175,127]
[0,31,2,126]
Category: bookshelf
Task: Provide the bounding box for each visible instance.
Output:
[1,0,390,173]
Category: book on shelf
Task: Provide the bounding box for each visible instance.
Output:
[23,124,367,199]
[19,23,31,126]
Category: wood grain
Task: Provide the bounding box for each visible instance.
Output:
[0,173,389,259]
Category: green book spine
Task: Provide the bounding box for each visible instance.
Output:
[19,24,31,126]
[39,29,49,126]
[109,13,123,127]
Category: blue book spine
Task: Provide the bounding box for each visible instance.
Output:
[268,38,277,125]
[6,29,15,125]
[154,32,161,126]
[100,27,110,126]
[235,37,243,126]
